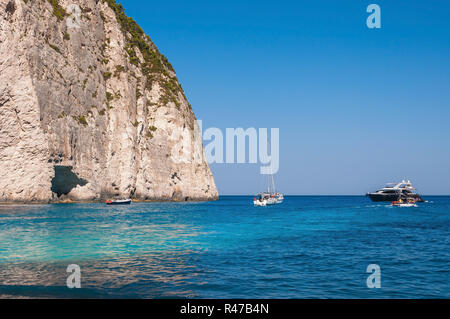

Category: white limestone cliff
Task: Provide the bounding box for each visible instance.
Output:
[0,0,218,202]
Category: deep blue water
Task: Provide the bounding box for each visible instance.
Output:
[0,196,449,299]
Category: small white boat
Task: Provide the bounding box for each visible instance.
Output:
[392,203,418,207]
[105,199,132,205]
[391,198,418,208]
[395,203,417,207]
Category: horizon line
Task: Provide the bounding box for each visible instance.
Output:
[219,194,450,197]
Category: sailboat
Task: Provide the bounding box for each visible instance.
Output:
[253,161,284,206]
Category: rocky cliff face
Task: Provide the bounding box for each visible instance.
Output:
[0,0,218,202]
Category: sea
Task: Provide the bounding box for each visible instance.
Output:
[0,196,448,299]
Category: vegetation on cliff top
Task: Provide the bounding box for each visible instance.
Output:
[102,0,187,107]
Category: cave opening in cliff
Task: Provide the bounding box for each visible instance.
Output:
[51,166,88,198]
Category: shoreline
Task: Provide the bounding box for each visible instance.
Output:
[0,197,220,206]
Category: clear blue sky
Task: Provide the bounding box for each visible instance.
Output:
[120,0,450,195]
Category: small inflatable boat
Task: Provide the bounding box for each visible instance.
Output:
[391,198,418,207]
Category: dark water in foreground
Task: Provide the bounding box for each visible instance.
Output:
[0,196,449,298]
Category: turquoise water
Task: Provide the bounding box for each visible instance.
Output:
[0,196,449,298]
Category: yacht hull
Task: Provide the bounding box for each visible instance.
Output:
[367,193,400,202]
[367,193,423,202]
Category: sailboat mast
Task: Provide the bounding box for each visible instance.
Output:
[271,173,275,194]
[267,137,275,194]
